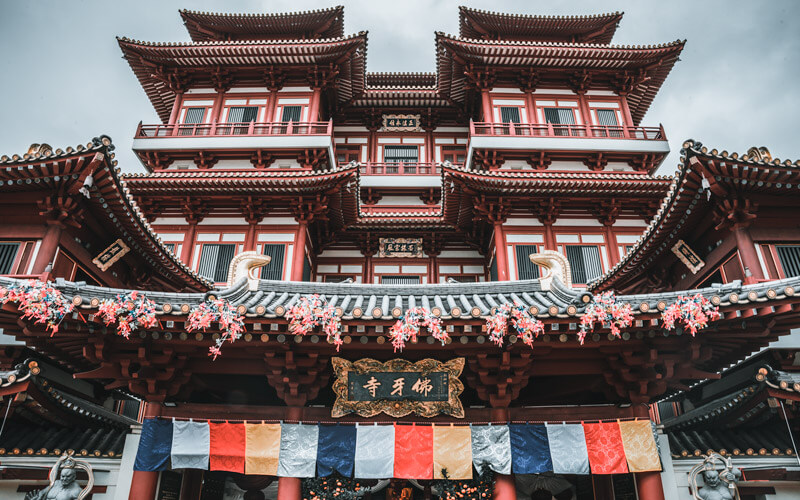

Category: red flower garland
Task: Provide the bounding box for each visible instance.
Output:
[389,307,447,352]
[578,291,634,345]
[186,298,245,359]
[485,303,544,348]
[661,293,720,336]
[0,280,73,335]
[97,291,157,338]
[286,295,343,350]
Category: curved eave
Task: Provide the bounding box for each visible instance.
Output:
[590,140,800,292]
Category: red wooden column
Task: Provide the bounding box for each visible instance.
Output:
[180,221,198,266]
[733,226,765,283]
[277,406,304,500]
[308,88,322,122]
[168,91,184,124]
[128,403,161,500]
[481,89,493,123]
[577,92,593,136]
[31,221,62,275]
[493,222,509,281]
[619,94,634,136]
[291,221,309,281]
[491,408,516,500]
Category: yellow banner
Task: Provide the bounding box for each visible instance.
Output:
[433,426,473,479]
[618,420,662,472]
[245,423,282,475]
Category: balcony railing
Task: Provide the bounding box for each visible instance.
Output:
[357,162,442,176]
[135,120,333,138]
[470,121,666,141]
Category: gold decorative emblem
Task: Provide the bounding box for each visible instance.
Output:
[92,238,130,272]
[672,239,705,274]
[331,357,464,418]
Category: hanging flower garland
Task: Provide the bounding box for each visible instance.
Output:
[302,473,362,500]
[286,295,343,350]
[436,469,495,500]
[186,298,245,359]
[485,303,545,348]
[578,291,634,345]
[0,280,73,336]
[389,307,448,352]
[97,291,157,339]
[661,293,720,336]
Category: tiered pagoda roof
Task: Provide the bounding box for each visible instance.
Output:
[180,6,346,41]
[591,141,800,293]
[435,33,685,125]
[458,7,623,43]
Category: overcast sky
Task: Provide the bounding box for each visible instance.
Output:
[1,0,798,175]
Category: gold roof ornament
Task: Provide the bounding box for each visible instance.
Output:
[26,143,53,157]
[530,250,572,289]
[746,146,771,162]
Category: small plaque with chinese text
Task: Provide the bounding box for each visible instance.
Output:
[92,238,130,272]
[379,238,423,258]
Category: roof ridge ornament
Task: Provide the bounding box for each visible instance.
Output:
[226,251,271,290]
[529,250,572,290]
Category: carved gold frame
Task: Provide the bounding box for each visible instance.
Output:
[331,357,465,418]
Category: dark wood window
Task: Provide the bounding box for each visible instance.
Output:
[500,107,521,123]
[384,145,419,164]
[197,244,236,282]
[515,244,540,280]
[777,245,800,278]
[281,105,302,122]
[227,106,258,123]
[565,245,603,284]
[380,276,421,285]
[336,147,360,164]
[0,243,20,274]
[441,145,466,165]
[183,107,206,124]
[260,244,286,280]
[544,108,576,136]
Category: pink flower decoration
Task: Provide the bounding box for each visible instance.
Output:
[0,280,73,335]
[661,293,720,336]
[186,298,245,359]
[578,291,634,345]
[286,295,343,350]
[485,302,544,348]
[97,291,157,339]
[389,307,447,352]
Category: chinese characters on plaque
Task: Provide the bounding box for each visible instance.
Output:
[92,238,130,272]
[382,114,421,132]
[379,238,423,258]
[671,239,705,274]
[331,358,465,418]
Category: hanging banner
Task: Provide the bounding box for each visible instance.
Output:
[331,358,465,418]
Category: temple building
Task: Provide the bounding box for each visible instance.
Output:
[0,6,798,500]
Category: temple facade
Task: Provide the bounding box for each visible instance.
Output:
[0,6,798,500]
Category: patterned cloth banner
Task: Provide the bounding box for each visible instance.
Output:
[394,424,433,479]
[278,423,319,478]
[245,423,281,476]
[470,425,511,475]
[509,424,552,474]
[618,420,662,472]
[583,422,629,474]
[133,418,660,477]
[433,425,472,480]
[210,422,246,473]
[171,420,210,470]
[354,424,394,478]
[134,418,172,471]
[318,425,357,477]
[545,424,590,475]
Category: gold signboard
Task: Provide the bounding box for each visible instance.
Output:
[672,239,705,274]
[382,114,421,132]
[379,237,423,258]
[331,357,465,418]
[92,239,130,272]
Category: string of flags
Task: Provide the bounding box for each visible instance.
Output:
[134,419,661,478]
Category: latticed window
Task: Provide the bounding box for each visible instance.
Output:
[565,245,603,284]
[197,244,236,283]
[260,244,286,280]
[163,243,176,253]
[0,243,20,274]
[380,276,421,285]
[281,105,302,122]
[227,106,258,123]
[595,109,618,126]
[515,245,540,280]
[500,107,521,123]
[777,245,800,278]
[383,145,419,164]
[183,107,205,124]
[544,108,576,136]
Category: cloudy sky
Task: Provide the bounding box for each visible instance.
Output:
[1,0,798,175]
